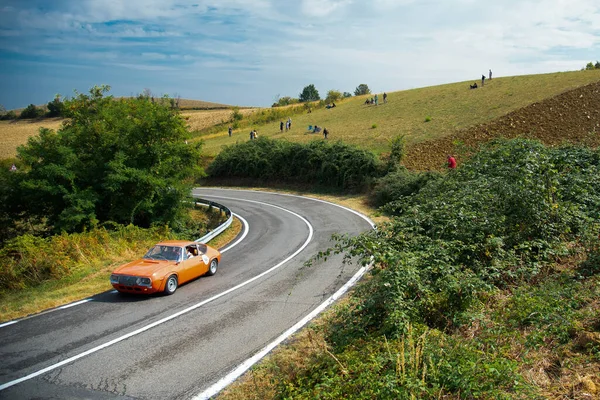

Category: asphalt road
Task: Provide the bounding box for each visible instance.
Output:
[0,189,373,399]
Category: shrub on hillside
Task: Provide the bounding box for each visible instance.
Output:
[0,110,17,120]
[207,138,382,190]
[370,167,441,207]
[46,96,65,117]
[19,104,44,119]
[325,90,342,103]
[330,139,600,338]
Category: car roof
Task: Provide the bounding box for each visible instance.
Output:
[155,240,198,247]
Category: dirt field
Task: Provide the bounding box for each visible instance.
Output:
[182,108,258,132]
[404,81,600,170]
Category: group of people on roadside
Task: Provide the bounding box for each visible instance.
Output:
[364,92,387,106]
[470,69,492,89]
[279,117,292,132]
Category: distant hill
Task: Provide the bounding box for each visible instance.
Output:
[198,70,600,170]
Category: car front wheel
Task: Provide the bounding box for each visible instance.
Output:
[164,275,178,295]
[206,259,218,276]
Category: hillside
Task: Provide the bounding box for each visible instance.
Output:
[199,70,600,167]
[406,79,600,170]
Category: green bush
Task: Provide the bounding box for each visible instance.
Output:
[0,110,17,120]
[331,139,600,337]
[370,167,441,207]
[207,137,382,190]
[1,86,204,238]
[19,104,44,119]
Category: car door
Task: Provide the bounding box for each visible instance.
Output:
[181,244,207,282]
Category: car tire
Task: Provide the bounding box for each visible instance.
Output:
[206,259,218,276]
[164,274,178,295]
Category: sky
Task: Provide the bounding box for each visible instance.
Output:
[1,0,599,109]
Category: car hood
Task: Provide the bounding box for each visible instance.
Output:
[112,259,175,277]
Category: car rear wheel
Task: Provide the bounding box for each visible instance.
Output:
[164,275,178,295]
[206,259,218,276]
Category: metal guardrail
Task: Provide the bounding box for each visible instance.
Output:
[194,198,233,244]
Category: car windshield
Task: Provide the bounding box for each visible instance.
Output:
[143,245,182,261]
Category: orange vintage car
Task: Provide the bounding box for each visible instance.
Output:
[110,240,221,295]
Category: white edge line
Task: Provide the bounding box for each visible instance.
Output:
[219,213,249,253]
[58,299,92,310]
[193,265,370,400]
[0,321,18,328]
[0,200,313,392]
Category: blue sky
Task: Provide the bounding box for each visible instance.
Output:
[1,0,599,109]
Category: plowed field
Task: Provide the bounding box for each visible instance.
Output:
[405,81,600,170]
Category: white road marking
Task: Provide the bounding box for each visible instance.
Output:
[219,213,248,253]
[58,299,92,309]
[199,188,376,228]
[0,199,313,392]
[194,265,370,400]
[0,321,18,328]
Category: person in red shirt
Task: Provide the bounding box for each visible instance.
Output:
[447,155,457,169]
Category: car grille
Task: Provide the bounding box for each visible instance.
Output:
[119,276,137,286]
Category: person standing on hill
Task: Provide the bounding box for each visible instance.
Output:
[374,93,379,105]
[447,155,457,169]
[489,69,492,80]
[280,121,284,132]
[383,92,388,103]
[481,74,485,87]
[323,127,329,139]
[228,126,233,137]
[288,117,292,129]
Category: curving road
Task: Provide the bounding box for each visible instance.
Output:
[0,189,373,399]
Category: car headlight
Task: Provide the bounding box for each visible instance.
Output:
[136,277,152,287]
[110,274,120,284]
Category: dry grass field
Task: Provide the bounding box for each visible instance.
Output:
[0,118,64,159]
[183,108,258,132]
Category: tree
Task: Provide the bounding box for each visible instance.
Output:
[46,95,65,117]
[343,92,352,98]
[585,62,595,70]
[595,61,600,69]
[299,84,320,102]
[7,85,204,233]
[325,90,342,103]
[19,104,43,119]
[0,110,17,120]
[354,84,371,96]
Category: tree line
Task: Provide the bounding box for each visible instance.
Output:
[271,83,372,107]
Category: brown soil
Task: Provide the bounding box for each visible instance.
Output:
[405,80,600,170]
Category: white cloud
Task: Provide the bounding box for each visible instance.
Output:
[0,0,598,109]
[300,0,353,17]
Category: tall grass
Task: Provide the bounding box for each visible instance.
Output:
[0,225,174,291]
